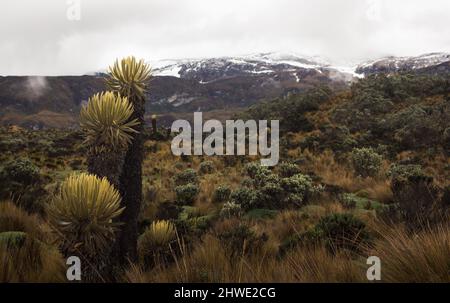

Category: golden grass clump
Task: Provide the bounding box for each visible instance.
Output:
[0,201,44,241]
[0,233,66,282]
[46,173,124,256]
[106,56,151,99]
[80,91,139,150]
[370,223,450,282]
[282,246,366,282]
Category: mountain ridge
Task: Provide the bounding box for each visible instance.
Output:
[0,52,448,129]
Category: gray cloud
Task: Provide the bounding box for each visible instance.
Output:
[1,0,449,75]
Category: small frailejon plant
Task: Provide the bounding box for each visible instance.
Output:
[137,220,176,268]
[351,147,382,177]
[46,173,124,259]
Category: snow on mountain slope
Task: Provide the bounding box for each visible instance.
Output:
[150,52,338,82]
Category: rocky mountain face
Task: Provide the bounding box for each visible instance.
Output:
[0,52,448,128]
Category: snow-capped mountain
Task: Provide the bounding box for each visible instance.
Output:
[356,52,450,75]
[152,52,450,82]
[151,52,359,83]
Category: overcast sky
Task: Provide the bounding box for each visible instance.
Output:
[1,0,449,75]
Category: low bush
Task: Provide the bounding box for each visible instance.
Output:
[314,213,371,254]
[175,184,200,205]
[351,147,383,177]
[212,185,231,203]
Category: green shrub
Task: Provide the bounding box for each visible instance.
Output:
[0,158,40,185]
[279,228,321,255]
[387,163,425,182]
[0,158,46,213]
[213,185,232,203]
[280,174,321,207]
[278,162,301,178]
[177,206,215,233]
[216,223,267,258]
[220,202,242,218]
[173,169,198,186]
[198,161,214,175]
[314,213,371,254]
[230,187,258,210]
[341,193,357,209]
[0,138,26,153]
[244,208,278,220]
[244,162,270,180]
[175,184,200,205]
[351,147,383,177]
[388,165,439,230]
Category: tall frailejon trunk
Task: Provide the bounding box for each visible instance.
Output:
[87,150,125,189]
[105,57,151,267]
[115,94,145,263]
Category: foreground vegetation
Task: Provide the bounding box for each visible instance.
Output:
[0,71,449,283]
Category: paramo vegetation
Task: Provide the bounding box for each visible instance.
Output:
[0,61,449,282]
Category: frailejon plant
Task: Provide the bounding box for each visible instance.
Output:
[137,220,176,268]
[80,92,138,150]
[46,173,124,261]
[80,91,139,187]
[106,56,151,262]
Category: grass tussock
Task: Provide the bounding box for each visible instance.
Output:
[370,223,450,283]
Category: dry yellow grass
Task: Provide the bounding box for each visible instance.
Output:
[300,149,392,203]
[370,223,450,283]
